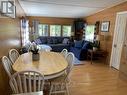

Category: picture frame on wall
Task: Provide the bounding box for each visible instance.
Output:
[101,21,110,32]
[0,1,16,18]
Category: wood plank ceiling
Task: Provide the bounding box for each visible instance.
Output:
[19,0,127,18]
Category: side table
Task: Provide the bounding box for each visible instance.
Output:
[87,49,108,64]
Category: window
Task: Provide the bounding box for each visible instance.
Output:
[38,24,48,36]
[62,25,71,37]
[50,25,61,36]
[38,24,72,37]
[21,19,29,46]
[85,25,95,42]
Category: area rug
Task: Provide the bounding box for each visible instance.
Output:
[73,57,84,65]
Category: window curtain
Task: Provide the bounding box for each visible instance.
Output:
[21,18,29,46]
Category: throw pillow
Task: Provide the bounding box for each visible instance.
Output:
[57,37,63,43]
[82,42,89,50]
[62,38,69,44]
[34,38,42,44]
[74,40,83,48]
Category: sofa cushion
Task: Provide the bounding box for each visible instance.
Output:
[52,38,58,44]
[39,37,47,44]
[57,37,64,43]
[49,44,70,52]
[47,38,53,44]
[74,40,83,48]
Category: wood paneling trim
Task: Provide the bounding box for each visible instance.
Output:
[0,0,25,94]
[85,1,127,65]
[27,16,75,27]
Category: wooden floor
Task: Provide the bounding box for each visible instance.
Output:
[69,61,127,95]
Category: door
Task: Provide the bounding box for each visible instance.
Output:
[119,24,127,75]
[110,12,127,70]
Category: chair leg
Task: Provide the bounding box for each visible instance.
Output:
[49,84,53,95]
[50,82,69,95]
[54,84,57,95]
[66,84,70,95]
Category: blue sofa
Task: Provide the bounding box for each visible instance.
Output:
[34,36,92,60]
[34,36,71,52]
[22,37,92,60]
[70,40,92,60]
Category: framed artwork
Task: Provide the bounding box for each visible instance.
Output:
[101,21,110,32]
[1,1,16,18]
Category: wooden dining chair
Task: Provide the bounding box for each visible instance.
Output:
[61,49,68,57]
[2,56,14,78]
[9,49,20,64]
[11,91,43,95]
[65,52,74,76]
[49,52,74,95]
[10,71,45,95]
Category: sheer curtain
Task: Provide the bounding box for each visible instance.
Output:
[32,20,39,40]
[21,18,29,46]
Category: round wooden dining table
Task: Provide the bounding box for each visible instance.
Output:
[13,51,68,79]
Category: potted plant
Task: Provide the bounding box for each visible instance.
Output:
[31,43,40,61]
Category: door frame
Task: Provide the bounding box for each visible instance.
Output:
[117,11,127,15]
[110,11,127,69]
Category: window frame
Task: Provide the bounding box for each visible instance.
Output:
[50,24,62,37]
[85,24,95,42]
[38,23,49,37]
[62,25,72,37]
[38,24,72,37]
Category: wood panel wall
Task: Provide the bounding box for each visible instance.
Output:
[27,16,75,27]
[0,0,25,94]
[27,16,75,41]
[85,1,127,64]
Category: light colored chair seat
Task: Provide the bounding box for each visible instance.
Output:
[11,91,43,95]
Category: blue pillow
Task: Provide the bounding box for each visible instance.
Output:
[34,38,42,44]
[74,40,83,48]
[82,42,89,49]
[62,38,69,44]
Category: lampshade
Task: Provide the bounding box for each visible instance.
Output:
[71,32,75,36]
